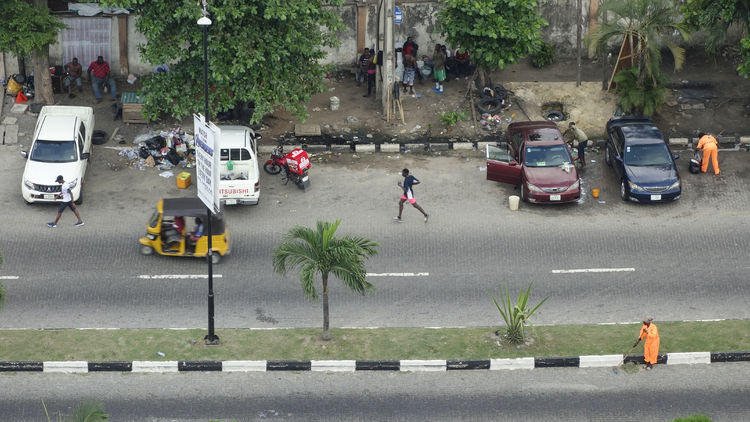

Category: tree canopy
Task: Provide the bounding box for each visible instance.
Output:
[104,0,344,123]
[681,0,750,77]
[0,0,65,59]
[438,0,547,79]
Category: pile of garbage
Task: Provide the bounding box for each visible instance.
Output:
[118,128,196,172]
[479,113,513,131]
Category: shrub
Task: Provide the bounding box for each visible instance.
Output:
[489,283,548,345]
[672,415,713,422]
[613,66,667,117]
[531,42,555,68]
[440,110,470,127]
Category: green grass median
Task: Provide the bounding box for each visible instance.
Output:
[1,320,748,361]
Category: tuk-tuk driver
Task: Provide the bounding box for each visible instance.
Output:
[190,217,204,243]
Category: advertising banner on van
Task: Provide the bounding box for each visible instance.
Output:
[194,113,221,214]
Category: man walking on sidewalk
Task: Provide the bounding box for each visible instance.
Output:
[47,175,84,228]
[632,317,660,370]
[394,168,429,223]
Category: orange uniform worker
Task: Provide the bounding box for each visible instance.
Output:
[696,132,720,175]
[633,317,660,370]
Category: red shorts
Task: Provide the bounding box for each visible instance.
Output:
[401,193,416,204]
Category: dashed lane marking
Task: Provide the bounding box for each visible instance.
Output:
[0,276,20,280]
[366,272,429,277]
[137,274,223,279]
[551,268,635,274]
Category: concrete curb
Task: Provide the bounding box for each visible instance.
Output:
[1,351,749,373]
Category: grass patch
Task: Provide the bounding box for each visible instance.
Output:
[0,320,748,361]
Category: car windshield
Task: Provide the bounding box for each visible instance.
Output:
[524,144,571,167]
[29,140,77,163]
[624,143,673,166]
[527,129,560,141]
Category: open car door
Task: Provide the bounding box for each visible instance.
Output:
[486,144,522,184]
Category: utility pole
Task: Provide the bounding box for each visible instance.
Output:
[381,0,394,116]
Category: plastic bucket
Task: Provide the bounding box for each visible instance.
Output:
[592,189,599,198]
[509,195,520,211]
[330,96,339,111]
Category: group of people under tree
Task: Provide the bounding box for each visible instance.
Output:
[356,36,473,97]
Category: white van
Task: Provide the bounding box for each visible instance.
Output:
[217,125,261,205]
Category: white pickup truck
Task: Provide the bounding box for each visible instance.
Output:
[21,106,95,204]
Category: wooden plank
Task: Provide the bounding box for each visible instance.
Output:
[118,15,129,75]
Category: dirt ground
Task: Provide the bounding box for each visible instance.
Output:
[260,48,750,143]
[6,48,750,151]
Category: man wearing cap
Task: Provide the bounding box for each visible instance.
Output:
[47,175,84,228]
[633,317,660,370]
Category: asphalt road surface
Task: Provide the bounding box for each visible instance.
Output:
[1,362,749,421]
[1,148,749,329]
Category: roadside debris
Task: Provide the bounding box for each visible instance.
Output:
[117,128,196,172]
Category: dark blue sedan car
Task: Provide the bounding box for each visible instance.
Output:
[605,117,681,202]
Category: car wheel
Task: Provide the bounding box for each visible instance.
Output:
[620,180,628,202]
[263,162,282,175]
[210,252,221,264]
[140,245,154,255]
[519,183,527,202]
[605,145,612,166]
[74,191,83,205]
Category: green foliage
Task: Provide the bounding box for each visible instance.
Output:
[530,41,555,68]
[587,0,690,83]
[440,110,470,127]
[0,0,66,57]
[42,398,108,422]
[489,283,548,345]
[613,67,667,116]
[672,415,713,422]
[682,0,750,77]
[102,0,344,124]
[273,220,378,340]
[438,0,547,71]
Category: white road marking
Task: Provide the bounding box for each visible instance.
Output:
[551,268,635,274]
[137,274,223,279]
[0,276,20,280]
[366,272,429,277]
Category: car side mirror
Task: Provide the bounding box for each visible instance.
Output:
[20,151,28,159]
[81,152,90,160]
[255,134,262,141]
[673,153,679,160]
[615,156,623,164]
[509,160,518,166]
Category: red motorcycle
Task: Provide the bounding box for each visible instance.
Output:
[263,145,311,190]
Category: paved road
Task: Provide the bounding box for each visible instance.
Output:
[1,147,749,328]
[1,363,749,421]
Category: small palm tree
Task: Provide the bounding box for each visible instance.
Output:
[588,0,690,86]
[489,283,548,345]
[273,220,378,340]
[42,398,108,422]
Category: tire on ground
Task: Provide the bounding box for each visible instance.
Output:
[476,97,503,115]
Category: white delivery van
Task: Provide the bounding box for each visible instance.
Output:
[217,125,261,205]
[21,106,95,204]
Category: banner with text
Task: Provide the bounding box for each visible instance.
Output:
[193,114,221,214]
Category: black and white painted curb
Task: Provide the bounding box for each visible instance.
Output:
[2,352,748,373]
[258,135,750,155]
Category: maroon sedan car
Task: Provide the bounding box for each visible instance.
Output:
[485,121,581,203]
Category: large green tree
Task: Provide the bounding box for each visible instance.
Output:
[587,0,690,115]
[681,0,750,77]
[105,0,344,124]
[272,220,377,341]
[0,0,66,104]
[438,0,547,87]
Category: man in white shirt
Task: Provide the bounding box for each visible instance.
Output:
[47,175,84,227]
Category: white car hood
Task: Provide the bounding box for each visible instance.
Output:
[23,160,80,185]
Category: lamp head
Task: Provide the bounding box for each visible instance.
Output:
[197,16,212,26]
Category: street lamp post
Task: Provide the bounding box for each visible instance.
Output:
[198,7,219,345]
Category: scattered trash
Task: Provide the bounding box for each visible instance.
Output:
[159,171,174,178]
[598,200,606,204]
[479,166,487,172]
[157,351,165,357]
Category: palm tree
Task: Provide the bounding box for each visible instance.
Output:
[273,220,378,340]
[587,0,690,86]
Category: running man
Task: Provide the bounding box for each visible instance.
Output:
[394,168,429,223]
